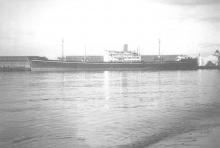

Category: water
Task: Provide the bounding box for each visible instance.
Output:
[0,70,220,148]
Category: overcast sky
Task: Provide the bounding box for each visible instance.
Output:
[0,0,220,58]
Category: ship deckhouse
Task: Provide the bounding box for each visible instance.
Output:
[104,44,141,62]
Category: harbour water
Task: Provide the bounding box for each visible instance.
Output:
[0,70,220,148]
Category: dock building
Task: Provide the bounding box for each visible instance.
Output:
[0,56,47,71]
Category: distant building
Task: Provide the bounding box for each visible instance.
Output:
[0,56,48,71]
[0,56,30,71]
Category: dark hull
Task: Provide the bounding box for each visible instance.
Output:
[31,60,198,71]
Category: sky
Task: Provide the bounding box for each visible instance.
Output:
[0,0,220,59]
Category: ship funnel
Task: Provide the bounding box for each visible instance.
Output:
[123,44,128,52]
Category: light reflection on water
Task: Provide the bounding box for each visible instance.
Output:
[0,70,220,148]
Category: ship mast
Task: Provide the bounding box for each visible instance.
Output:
[158,38,161,62]
[84,45,87,63]
[61,38,64,62]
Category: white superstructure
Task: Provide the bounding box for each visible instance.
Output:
[104,44,141,62]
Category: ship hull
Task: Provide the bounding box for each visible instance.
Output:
[31,60,198,71]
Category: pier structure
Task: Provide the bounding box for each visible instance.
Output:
[0,56,47,72]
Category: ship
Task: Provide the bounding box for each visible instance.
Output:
[30,41,199,71]
[30,59,198,71]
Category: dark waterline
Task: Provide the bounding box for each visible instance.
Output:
[0,70,220,148]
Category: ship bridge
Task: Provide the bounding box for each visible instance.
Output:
[104,44,141,63]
